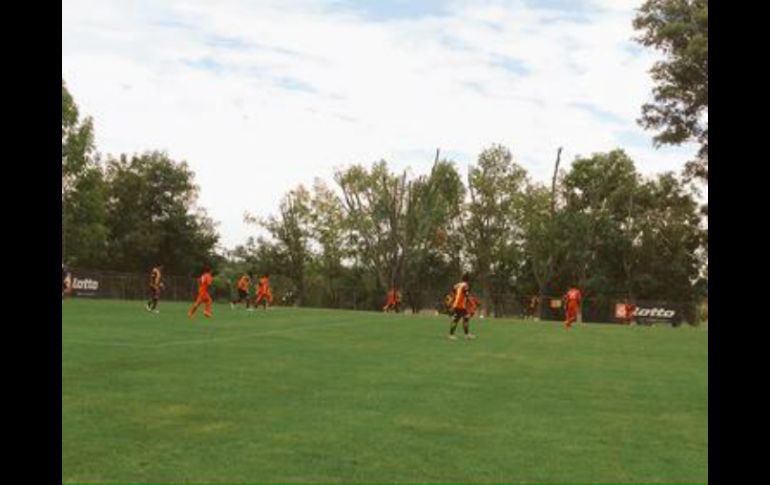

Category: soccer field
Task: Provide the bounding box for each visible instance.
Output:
[62,299,708,483]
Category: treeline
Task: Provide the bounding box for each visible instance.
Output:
[229,147,706,315]
[63,79,706,315]
[62,80,220,276]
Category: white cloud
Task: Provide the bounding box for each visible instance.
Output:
[62,0,702,249]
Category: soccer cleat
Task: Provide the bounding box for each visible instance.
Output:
[145,304,151,312]
[448,334,458,340]
[465,333,477,340]
[204,312,212,319]
[230,303,235,310]
[153,310,160,314]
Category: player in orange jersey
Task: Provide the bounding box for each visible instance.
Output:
[188,265,214,319]
[383,287,401,312]
[563,287,582,329]
[448,273,476,340]
[255,273,273,310]
[231,272,253,310]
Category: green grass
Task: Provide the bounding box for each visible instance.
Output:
[62,299,707,483]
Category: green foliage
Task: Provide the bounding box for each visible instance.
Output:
[247,186,312,304]
[62,80,106,265]
[634,0,708,182]
[462,144,528,314]
[102,151,219,275]
[63,77,706,309]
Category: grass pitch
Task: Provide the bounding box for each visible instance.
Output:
[62,299,707,483]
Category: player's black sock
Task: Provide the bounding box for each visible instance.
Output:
[463,321,469,335]
[450,319,458,335]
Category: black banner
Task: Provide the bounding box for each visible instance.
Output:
[614,301,683,325]
[69,270,102,297]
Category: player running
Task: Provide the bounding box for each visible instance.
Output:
[188,266,214,319]
[231,272,253,310]
[382,287,401,312]
[146,265,163,313]
[254,273,273,310]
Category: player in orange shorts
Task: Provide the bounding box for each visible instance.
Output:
[563,286,582,329]
[188,265,214,319]
[383,287,401,312]
[255,273,273,310]
[623,300,636,325]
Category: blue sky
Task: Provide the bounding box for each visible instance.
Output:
[62,0,702,249]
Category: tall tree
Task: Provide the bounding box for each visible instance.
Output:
[632,172,705,302]
[335,161,409,293]
[248,186,312,304]
[401,157,466,312]
[560,150,640,299]
[634,0,708,182]
[308,179,347,306]
[62,159,109,267]
[62,79,107,265]
[103,151,219,274]
[520,183,559,312]
[62,79,95,194]
[462,144,528,315]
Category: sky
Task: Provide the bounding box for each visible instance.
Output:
[62,0,702,249]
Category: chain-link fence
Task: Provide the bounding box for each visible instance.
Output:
[63,267,703,325]
[65,268,198,302]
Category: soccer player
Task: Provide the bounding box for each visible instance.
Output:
[563,286,582,329]
[528,295,539,320]
[62,264,72,298]
[188,265,214,319]
[255,273,273,310]
[448,273,476,340]
[146,265,163,313]
[383,287,400,312]
[231,272,253,310]
[623,300,636,325]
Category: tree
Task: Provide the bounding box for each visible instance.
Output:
[555,150,704,322]
[560,150,640,299]
[335,161,409,294]
[520,183,558,313]
[401,156,466,312]
[462,144,528,315]
[308,179,347,307]
[632,172,705,303]
[247,186,312,304]
[62,79,107,265]
[62,79,95,193]
[103,151,219,274]
[634,0,708,182]
[520,148,564,317]
[62,159,109,267]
